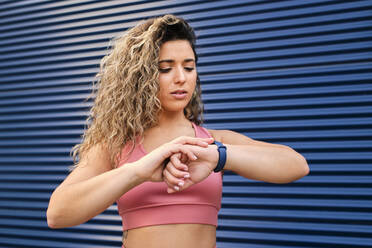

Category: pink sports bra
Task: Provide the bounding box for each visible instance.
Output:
[116,123,222,231]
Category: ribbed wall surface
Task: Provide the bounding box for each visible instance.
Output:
[0,0,371,247]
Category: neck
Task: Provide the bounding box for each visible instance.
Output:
[157,110,190,128]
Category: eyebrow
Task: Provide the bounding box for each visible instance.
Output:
[159,58,195,64]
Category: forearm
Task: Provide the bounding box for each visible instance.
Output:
[47,163,143,228]
[47,136,212,227]
[224,144,309,183]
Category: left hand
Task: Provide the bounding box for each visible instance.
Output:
[133,136,214,183]
[163,144,219,193]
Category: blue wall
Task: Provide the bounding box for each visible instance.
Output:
[0,1,371,247]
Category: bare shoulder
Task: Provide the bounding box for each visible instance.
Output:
[59,143,113,188]
[208,129,287,148]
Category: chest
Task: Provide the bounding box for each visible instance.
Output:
[142,126,196,153]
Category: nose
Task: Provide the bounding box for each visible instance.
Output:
[174,66,186,84]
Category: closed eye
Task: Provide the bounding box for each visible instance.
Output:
[159,68,171,73]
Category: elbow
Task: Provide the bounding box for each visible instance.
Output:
[47,220,60,229]
[46,188,74,229]
[287,153,309,183]
[46,195,64,229]
[282,146,310,181]
[47,203,72,229]
[47,201,86,229]
[47,212,58,229]
[46,208,63,229]
[276,152,309,184]
[298,153,310,178]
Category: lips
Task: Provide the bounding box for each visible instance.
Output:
[171,89,187,94]
[170,89,188,99]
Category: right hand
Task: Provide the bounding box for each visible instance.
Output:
[163,144,219,193]
[132,136,214,182]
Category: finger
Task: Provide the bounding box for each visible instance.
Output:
[185,149,198,161]
[167,186,177,194]
[167,144,198,161]
[167,159,190,179]
[180,178,194,191]
[191,138,214,147]
[173,136,214,147]
[163,177,177,194]
[180,144,199,161]
[163,172,177,191]
[170,154,188,172]
[167,177,194,193]
[163,176,175,192]
[180,153,188,164]
[163,168,185,191]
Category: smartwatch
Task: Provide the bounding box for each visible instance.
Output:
[213,141,227,172]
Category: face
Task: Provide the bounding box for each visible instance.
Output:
[157,40,197,113]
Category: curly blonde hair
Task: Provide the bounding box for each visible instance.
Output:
[72,14,204,168]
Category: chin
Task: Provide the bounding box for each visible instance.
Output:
[162,103,189,113]
[162,98,191,111]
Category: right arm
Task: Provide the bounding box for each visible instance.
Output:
[46,137,213,228]
[47,143,142,228]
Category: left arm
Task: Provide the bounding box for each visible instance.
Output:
[163,130,309,192]
[210,129,309,183]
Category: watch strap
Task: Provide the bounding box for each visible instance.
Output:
[213,140,227,172]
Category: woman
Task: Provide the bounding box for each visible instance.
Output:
[47,14,309,248]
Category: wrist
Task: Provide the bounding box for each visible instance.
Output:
[212,141,227,173]
[125,161,147,184]
[208,144,219,171]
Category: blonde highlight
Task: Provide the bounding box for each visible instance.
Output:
[71,15,204,168]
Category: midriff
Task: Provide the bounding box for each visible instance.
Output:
[122,223,216,248]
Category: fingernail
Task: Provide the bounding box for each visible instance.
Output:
[174,186,180,191]
[184,174,190,179]
[193,155,197,160]
[178,181,184,187]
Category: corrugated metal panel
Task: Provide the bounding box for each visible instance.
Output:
[0,0,371,247]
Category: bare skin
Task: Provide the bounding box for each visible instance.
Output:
[47,40,218,248]
[120,120,217,248]
[46,135,212,228]
[119,40,308,247]
[123,224,216,248]
[47,40,309,248]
